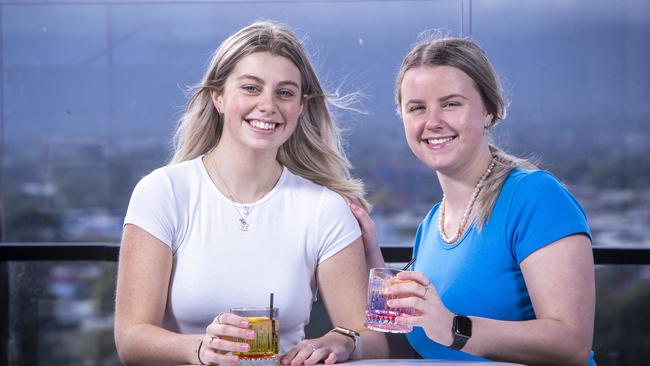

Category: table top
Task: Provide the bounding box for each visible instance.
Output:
[346,360,522,365]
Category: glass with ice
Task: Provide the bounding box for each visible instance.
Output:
[364,268,415,333]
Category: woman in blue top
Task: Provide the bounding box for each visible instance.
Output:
[352,37,596,365]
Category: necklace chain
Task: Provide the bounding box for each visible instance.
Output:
[438,157,497,244]
[212,158,279,232]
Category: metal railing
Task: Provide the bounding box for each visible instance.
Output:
[1,242,650,264]
[0,242,649,366]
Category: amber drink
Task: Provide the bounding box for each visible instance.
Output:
[230,307,279,366]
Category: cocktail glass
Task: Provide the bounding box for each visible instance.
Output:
[364,267,415,333]
[230,307,279,366]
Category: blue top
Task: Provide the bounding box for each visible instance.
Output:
[406,169,596,365]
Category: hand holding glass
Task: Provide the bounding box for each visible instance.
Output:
[229,307,279,365]
[364,268,416,333]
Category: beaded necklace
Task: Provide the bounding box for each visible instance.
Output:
[438,157,497,243]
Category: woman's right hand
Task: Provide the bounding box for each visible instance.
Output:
[199,312,256,365]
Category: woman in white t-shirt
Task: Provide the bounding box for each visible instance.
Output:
[114,21,398,365]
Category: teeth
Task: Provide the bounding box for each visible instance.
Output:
[249,120,277,130]
[427,137,454,145]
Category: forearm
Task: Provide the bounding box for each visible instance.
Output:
[462,316,592,366]
[116,323,201,365]
[363,243,385,270]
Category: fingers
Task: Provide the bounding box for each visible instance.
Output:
[199,335,241,365]
[204,312,255,358]
[396,270,431,286]
[206,334,251,354]
[215,312,250,328]
[282,341,342,366]
[282,341,316,365]
[349,203,380,256]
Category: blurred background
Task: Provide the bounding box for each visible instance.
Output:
[1,0,649,365]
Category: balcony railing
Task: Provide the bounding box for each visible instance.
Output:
[1,242,649,264]
[1,243,649,366]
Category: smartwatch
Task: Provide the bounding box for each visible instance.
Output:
[330,326,362,359]
[449,314,472,350]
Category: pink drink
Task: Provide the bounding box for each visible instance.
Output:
[364,268,415,333]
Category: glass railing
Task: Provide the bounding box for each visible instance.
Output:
[1,244,649,365]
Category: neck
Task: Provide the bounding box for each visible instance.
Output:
[437,152,494,210]
[204,145,282,203]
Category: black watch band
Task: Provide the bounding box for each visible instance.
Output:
[449,315,472,351]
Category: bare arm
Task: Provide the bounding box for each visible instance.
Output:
[392,234,595,365]
[115,225,251,365]
[114,224,201,365]
[349,203,385,269]
[281,238,412,365]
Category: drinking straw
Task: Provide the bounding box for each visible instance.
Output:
[270,293,277,349]
[402,257,416,271]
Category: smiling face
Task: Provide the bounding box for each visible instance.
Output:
[400,65,492,175]
[212,51,304,156]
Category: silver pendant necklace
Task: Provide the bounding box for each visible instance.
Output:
[212,158,279,232]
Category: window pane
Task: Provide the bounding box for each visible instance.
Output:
[473,0,650,247]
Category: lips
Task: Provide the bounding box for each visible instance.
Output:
[423,136,457,148]
[247,119,279,131]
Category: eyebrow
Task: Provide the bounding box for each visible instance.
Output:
[438,94,468,102]
[236,74,300,89]
[404,94,468,106]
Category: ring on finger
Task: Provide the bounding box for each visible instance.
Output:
[422,285,430,298]
[216,312,226,324]
[310,343,319,352]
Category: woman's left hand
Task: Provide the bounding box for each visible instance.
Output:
[387,271,455,347]
[281,331,354,365]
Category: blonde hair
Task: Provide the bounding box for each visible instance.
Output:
[171,20,369,210]
[396,37,537,228]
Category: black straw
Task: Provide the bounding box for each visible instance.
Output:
[270,293,277,350]
[402,257,416,271]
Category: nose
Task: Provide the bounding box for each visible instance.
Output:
[424,109,444,130]
[256,91,277,115]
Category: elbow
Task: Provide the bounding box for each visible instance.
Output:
[114,325,139,366]
[562,337,592,366]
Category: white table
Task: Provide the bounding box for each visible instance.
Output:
[347,360,522,365]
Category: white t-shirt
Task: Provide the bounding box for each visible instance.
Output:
[124,157,361,353]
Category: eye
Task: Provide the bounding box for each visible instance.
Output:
[408,104,425,113]
[241,85,261,94]
[277,89,296,99]
[442,101,461,109]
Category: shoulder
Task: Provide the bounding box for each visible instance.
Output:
[501,168,583,216]
[506,168,561,188]
[502,168,569,201]
[282,169,334,203]
[135,157,203,192]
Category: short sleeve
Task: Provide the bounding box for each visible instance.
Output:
[506,171,591,264]
[315,189,362,263]
[124,169,178,250]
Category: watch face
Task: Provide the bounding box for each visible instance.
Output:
[454,316,472,337]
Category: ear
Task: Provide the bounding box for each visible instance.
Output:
[299,94,307,116]
[484,113,493,129]
[210,90,224,114]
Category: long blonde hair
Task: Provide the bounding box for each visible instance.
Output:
[171,20,369,210]
[396,37,537,228]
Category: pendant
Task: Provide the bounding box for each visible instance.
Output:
[239,218,249,232]
[243,206,251,216]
